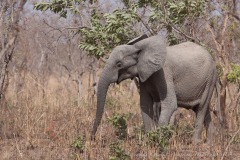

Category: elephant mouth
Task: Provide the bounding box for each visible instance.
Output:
[117,75,135,84]
[116,78,123,84]
[117,67,136,84]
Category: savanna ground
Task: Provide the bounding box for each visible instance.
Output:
[1,0,240,159]
[0,72,239,160]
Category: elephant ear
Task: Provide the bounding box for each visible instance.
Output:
[127,34,148,45]
[134,35,167,82]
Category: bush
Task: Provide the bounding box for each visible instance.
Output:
[227,64,240,83]
[108,113,129,139]
[109,141,130,160]
[71,135,85,153]
[147,125,175,152]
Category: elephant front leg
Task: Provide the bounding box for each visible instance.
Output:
[158,101,177,126]
[153,102,161,124]
[158,83,177,126]
[140,88,156,132]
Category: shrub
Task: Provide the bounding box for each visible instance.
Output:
[71,135,85,153]
[109,141,130,160]
[147,125,175,152]
[108,113,129,139]
[227,63,240,83]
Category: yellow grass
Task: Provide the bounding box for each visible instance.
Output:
[0,73,239,159]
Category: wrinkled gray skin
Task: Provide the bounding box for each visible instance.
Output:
[91,35,219,143]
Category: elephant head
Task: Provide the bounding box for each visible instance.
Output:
[91,35,167,137]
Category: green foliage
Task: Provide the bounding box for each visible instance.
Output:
[227,64,240,83]
[34,0,84,18]
[109,141,130,160]
[167,0,205,24]
[108,113,129,139]
[147,0,205,24]
[233,134,240,144]
[71,135,85,152]
[147,125,175,152]
[35,0,206,56]
[167,32,179,45]
[147,0,205,45]
[79,4,138,58]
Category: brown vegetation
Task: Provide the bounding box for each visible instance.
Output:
[0,73,239,159]
[0,0,239,159]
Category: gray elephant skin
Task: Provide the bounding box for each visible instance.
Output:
[91,35,219,143]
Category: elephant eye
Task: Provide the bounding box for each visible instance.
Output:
[116,61,122,68]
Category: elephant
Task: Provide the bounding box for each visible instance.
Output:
[91,34,220,143]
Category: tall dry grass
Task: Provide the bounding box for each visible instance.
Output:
[0,73,239,159]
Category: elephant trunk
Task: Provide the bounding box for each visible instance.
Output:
[91,67,112,138]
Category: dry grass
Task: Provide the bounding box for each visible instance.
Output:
[0,73,239,160]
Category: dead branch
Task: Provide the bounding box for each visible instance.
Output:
[220,128,240,160]
[219,14,231,69]
[206,24,221,52]
[170,23,197,42]
[0,37,16,61]
[228,12,240,22]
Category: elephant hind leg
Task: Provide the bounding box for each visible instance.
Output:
[204,108,215,144]
[193,107,207,143]
[193,82,215,143]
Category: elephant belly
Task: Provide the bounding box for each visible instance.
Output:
[177,99,201,109]
[174,79,208,108]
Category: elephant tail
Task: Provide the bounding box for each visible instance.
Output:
[215,81,224,125]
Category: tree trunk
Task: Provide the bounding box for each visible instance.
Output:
[0,0,27,102]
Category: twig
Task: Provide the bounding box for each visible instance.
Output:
[43,19,89,32]
[28,112,46,135]
[220,128,240,160]
[227,12,240,22]
[43,19,62,33]
[170,24,196,42]
[161,20,197,43]
[65,26,89,30]
[13,133,23,158]
[0,37,16,61]
[220,14,229,48]
[27,74,45,90]
[234,90,240,118]
[206,24,221,51]
[100,57,107,63]
[136,15,155,35]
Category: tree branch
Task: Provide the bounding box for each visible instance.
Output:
[206,24,221,52]
[221,14,229,48]
[0,37,16,61]
[221,128,240,160]
[228,12,240,22]
[136,15,155,35]
[170,24,197,43]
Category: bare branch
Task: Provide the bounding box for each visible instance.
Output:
[221,14,229,48]
[228,12,240,22]
[221,128,240,160]
[206,24,221,52]
[170,24,197,43]
[0,37,16,61]
[136,15,155,35]
[43,19,63,33]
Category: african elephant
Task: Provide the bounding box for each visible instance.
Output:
[91,34,220,143]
